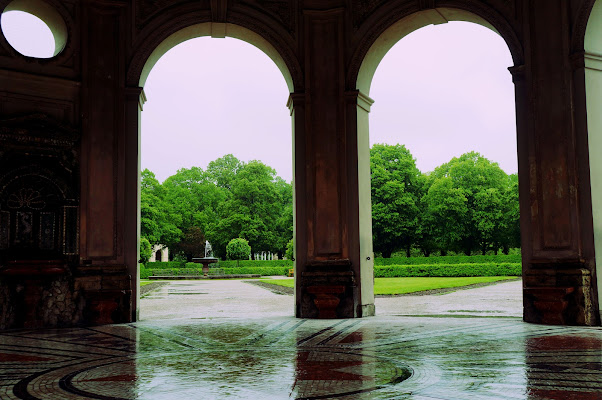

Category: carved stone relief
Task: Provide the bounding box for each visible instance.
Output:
[135,0,209,28]
[352,0,387,30]
[0,114,79,262]
[236,0,296,32]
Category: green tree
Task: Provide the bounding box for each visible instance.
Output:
[426,152,509,255]
[497,174,521,253]
[226,238,251,261]
[370,144,424,257]
[171,226,206,262]
[139,237,152,262]
[285,238,294,260]
[473,188,503,254]
[206,154,242,190]
[421,177,468,255]
[140,169,181,247]
[206,160,291,258]
[161,166,227,258]
[273,177,293,258]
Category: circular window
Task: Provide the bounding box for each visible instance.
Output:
[1,0,67,58]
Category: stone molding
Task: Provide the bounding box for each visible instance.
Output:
[346,1,524,90]
[585,52,602,72]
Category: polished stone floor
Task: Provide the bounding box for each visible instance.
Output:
[0,281,601,399]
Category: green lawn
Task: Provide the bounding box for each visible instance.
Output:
[259,276,517,295]
[140,280,154,287]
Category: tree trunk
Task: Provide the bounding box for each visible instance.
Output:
[405,245,411,258]
[382,249,392,258]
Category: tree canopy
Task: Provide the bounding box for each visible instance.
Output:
[141,155,293,260]
[141,148,520,261]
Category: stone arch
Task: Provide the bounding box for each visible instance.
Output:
[348,6,522,313]
[351,6,522,95]
[584,0,602,320]
[124,17,299,317]
[127,17,301,91]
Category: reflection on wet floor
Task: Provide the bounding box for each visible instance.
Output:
[0,316,601,399]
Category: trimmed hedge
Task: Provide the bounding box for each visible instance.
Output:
[217,260,293,268]
[140,263,151,279]
[140,258,521,278]
[146,261,186,269]
[374,263,521,277]
[146,266,289,277]
[374,254,521,266]
[219,267,289,276]
[148,268,203,276]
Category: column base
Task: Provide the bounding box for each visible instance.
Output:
[360,303,375,317]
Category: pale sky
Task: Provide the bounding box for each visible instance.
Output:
[3,13,517,183]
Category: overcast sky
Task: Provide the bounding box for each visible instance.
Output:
[3,13,517,183]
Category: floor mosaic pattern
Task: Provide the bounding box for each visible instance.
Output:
[0,316,601,399]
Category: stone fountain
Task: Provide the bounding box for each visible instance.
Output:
[191,241,217,276]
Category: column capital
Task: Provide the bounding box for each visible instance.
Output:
[125,87,146,111]
[287,92,306,115]
[344,90,374,113]
[508,64,525,83]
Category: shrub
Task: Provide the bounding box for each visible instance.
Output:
[285,238,294,260]
[226,238,251,260]
[139,238,152,262]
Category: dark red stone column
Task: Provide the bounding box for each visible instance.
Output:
[78,1,132,324]
[519,0,600,325]
[293,4,370,318]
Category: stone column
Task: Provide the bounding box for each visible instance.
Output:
[520,0,600,325]
[125,87,144,321]
[291,5,373,318]
[584,52,602,320]
[78,1,133,324]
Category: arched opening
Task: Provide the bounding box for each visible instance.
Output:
[355,8,521,315]
[585,0,602,319]
[133,23,295,319]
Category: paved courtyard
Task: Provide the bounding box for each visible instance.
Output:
[0,280,600,399]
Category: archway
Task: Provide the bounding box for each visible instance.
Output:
[354,8,522,315]
[585,0,602,319]
[132,23,295,319]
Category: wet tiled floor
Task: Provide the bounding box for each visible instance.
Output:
[1,281,601,399]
